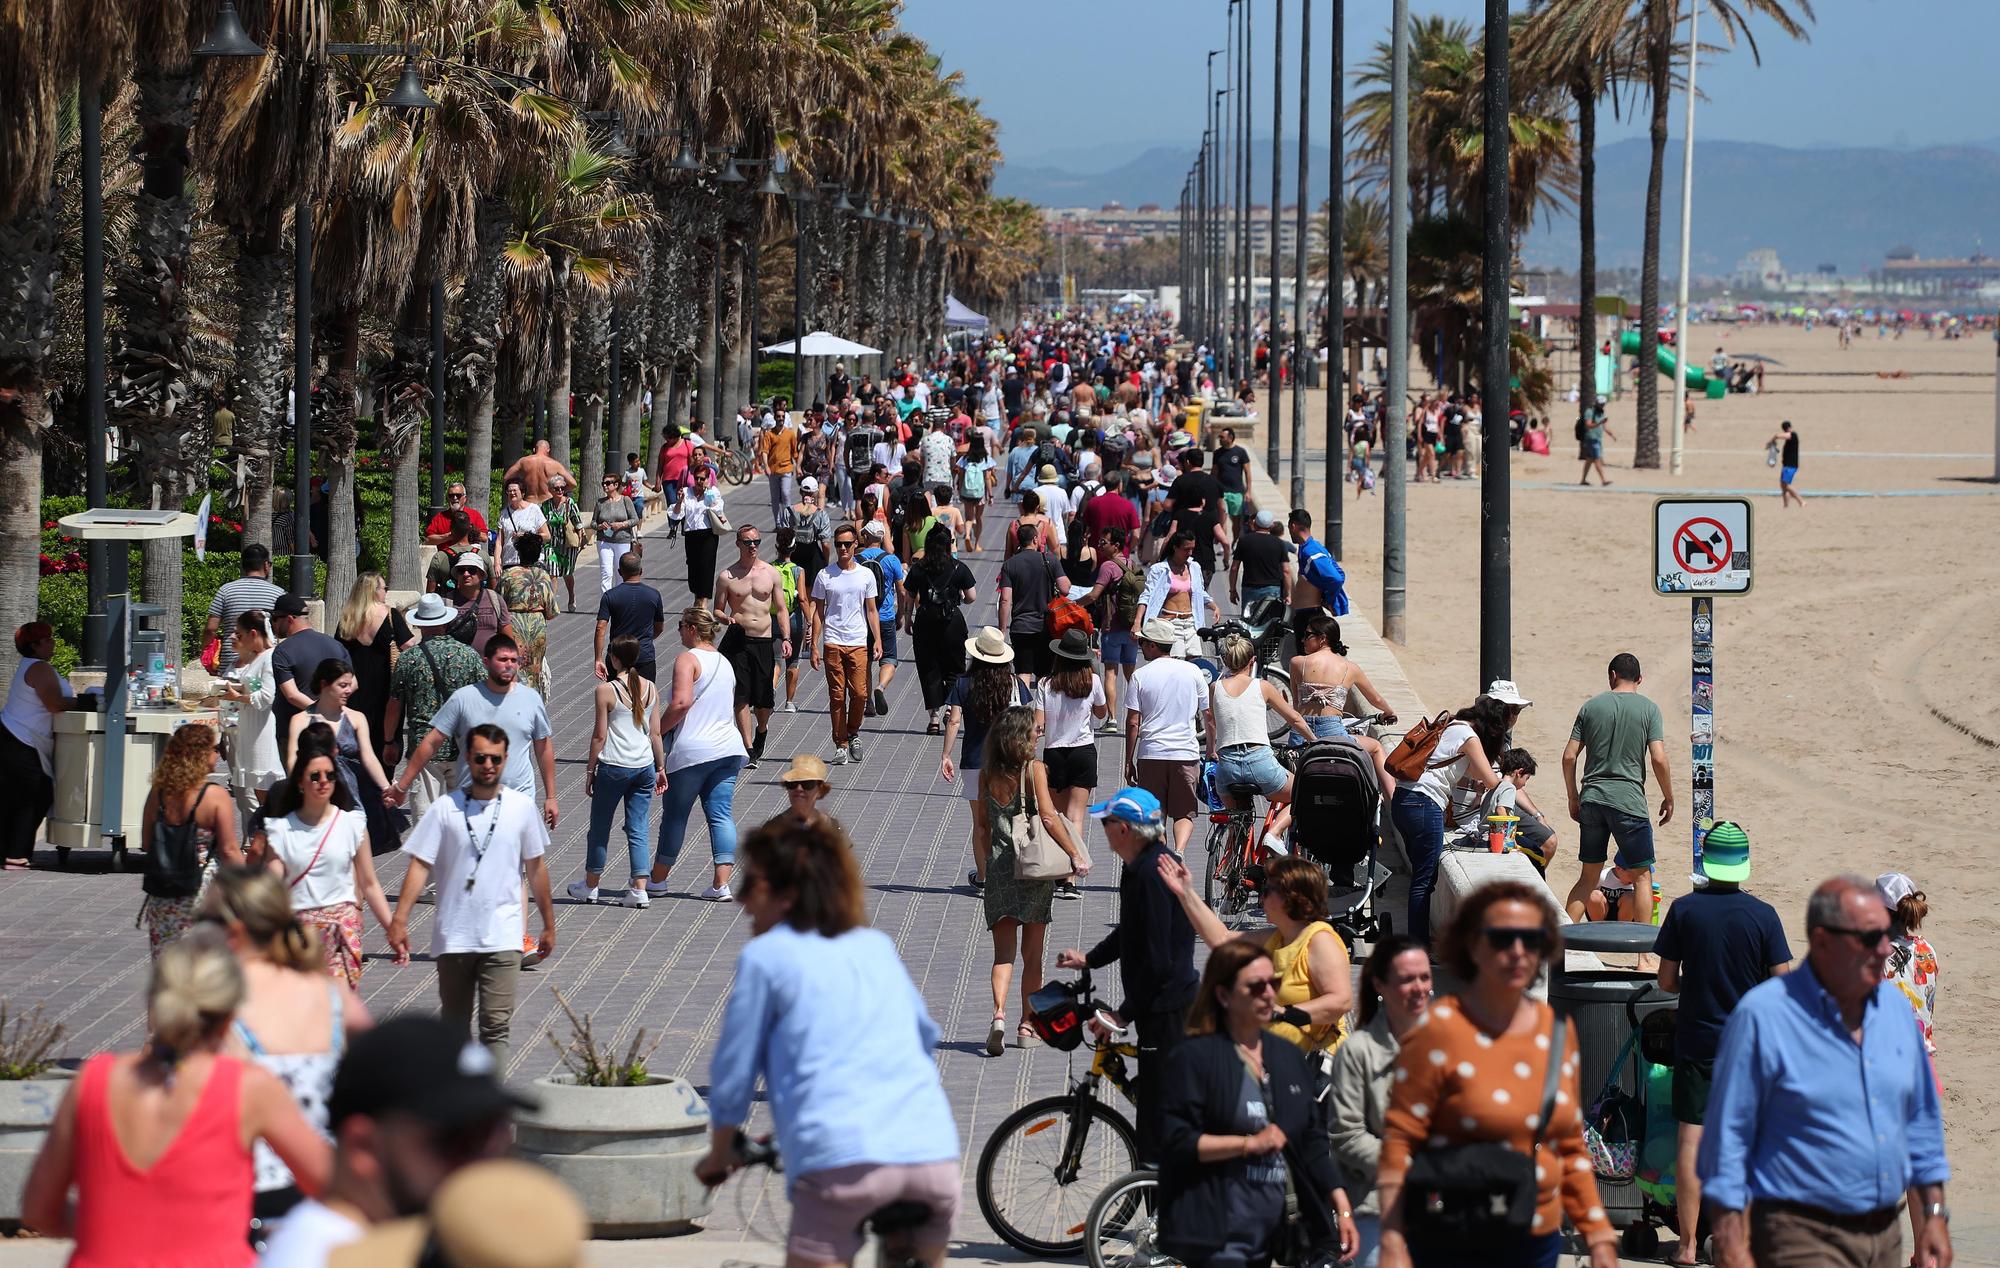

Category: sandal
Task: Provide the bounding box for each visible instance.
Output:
[1015,1023,1041,1049]
[2,860,30,871]
[985,1016,1007,1057]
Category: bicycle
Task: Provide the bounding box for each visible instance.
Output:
[1085,1168,1175,1268]
[1201,780,1283,928]
[711,443,752,486]
[1193,609,1291,745]
[726,1131,937,1268]
[975,970,1142,1258]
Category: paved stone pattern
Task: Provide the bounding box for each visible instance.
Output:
[0,474,1150,1258]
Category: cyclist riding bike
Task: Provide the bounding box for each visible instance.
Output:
[1209,634,1315,850]
[696,816,960,1267]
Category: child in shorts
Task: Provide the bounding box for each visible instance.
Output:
[1495,749,1558,875]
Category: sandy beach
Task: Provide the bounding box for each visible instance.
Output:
[1257,321,2000,1189]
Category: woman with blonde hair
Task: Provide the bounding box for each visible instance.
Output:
[578,635,664,907]
[203,867,372,1241]
[140,723,244,957]
[334,571,413,766]
[976,706,1090,1054]
[249,740,397,987]
[647,606,747,901]
[22,927,331,1259]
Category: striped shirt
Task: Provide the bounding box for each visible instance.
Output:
[206,575,285,671]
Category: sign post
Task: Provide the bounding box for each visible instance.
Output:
[1653,498,1753,874]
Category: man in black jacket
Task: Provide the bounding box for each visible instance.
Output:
[1057,787,1198,1165]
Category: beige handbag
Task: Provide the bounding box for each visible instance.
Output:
[1013,769,1074,882]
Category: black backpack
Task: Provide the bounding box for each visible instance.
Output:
[1033,440,1067,479]
[846,428,880,476]
[855,549,889,605]
[144,785,214,899]
[1574,417,1589,442]
[914,560,963,618]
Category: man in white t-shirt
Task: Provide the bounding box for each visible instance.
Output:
[1124,619,1209,854]
[1033,463,1072,537]
[257,1014,526,1268]
[808,523,881,766]
[388,725,554,1069]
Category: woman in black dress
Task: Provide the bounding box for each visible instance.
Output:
[334,571,413,765]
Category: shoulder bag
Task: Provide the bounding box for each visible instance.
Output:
[1401,1012,1565,1251]
[1012,767,1074,882]
[560,501,584,551]
[1384,711,1461,784]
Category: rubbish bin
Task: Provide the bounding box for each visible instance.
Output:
[1550,920,1675,1241]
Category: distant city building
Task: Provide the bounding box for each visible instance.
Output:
[1042,205,1303,257]
[1877,250,2000,295]
[1735,248,1783,289]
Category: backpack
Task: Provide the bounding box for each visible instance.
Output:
[845,428,879,477]
[855,551,888,605]
[1033,440,1066,479]
[144,785,214,899]
[912,560,962,617]
[777,560,802,615]
[1110,558,1145,629]
[1384,711,1462,784]
[1574,417,1589,442]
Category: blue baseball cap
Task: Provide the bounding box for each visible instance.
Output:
[1088,787,1162,827]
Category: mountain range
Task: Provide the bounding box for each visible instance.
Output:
[994,136,2000,275]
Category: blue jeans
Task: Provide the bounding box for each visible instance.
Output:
[1390,786,1445,942]
[586,762,654,880]
[657,754,745,869]
[1240,584,1281,613]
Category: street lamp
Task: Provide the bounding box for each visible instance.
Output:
[196,13,435,597]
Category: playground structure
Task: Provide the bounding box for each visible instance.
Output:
[1618,330,1729,399]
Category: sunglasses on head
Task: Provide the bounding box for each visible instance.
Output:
[1482,926,1548,953]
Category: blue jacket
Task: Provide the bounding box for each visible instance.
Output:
[1296,535,1350,616]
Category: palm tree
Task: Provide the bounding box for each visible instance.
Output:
[1530,0,1812,466]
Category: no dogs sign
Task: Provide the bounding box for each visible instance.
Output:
[1654,499,1753,595]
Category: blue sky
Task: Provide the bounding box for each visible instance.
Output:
[900,0,1989,169]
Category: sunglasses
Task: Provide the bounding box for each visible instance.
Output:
[739,538,762,547]
[835,539,857,549]
[784,780,825,792]
[1823,924,1893,949]
[467,753,505,766]
[303,770,337,785]
[1482,926,1549,953]
[1239,977,1279,995]
[448,493,465,501]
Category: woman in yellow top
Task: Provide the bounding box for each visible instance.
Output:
[1157,852,1352,1053]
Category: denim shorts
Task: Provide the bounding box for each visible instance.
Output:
[871,625,899,661]
[1100,629,1139,667]
[1304,714,1350,740]
[1577,800,1655,869]
[1214,744,1287,798]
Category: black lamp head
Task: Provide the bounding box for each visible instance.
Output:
[383,57,438,110]
[194,0,264,57]
[670,135,704,172]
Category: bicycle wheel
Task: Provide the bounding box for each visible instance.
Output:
[717,448,750,486]
[1086,1170,1180,1268]
[1263,662,1294,745]
[977,1094,1139,1257]
[1214,818,1251,926]
[1202,820,1233,910]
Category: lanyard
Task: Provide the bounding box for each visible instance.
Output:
[459,793,503,892]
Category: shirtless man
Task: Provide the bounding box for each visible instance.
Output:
[925,484,969,552]
[715,523,790,769]
[501,439,577,506]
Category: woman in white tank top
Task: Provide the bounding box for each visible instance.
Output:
[1209,635,1316,848]
[647,607,749,901]
[578,636,666,907]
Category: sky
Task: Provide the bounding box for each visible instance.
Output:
[899,0,1995,171]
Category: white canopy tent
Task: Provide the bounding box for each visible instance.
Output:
[760,331,882,357]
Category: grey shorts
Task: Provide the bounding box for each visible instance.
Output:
[789,1159,961,1263]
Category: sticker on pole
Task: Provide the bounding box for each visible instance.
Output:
[1654,498,1752,595]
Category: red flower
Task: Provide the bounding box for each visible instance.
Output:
[42,519,56,529]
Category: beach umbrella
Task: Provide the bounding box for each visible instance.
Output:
[1898,309,1916,321]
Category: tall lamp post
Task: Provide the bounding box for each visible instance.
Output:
[1383,0,1411,644]
[80,79,110,665]
[197,10,437,596]
[1237,0,1254,390]
[1288,0,1311,510]
[1325,0,1345,556]
[1266,0,1284,482]
[1478,0,1512,687]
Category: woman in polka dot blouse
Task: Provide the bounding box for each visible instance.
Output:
[1375,882,1618,1268]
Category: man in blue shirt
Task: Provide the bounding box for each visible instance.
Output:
[1284,509,1350,650]
[1652,821,1792,1268]
[1698,875,1949,1268]
[857,522,905,719]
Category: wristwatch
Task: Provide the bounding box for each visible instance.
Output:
[1924,1202,1950,1224]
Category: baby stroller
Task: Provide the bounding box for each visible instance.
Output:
[1287,739,1391,950]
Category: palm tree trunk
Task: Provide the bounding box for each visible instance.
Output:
[573,294,609,496]
[1634,33,1671,469]
[549,315,573,469]
[231,210,290,552]
[320,309,361,608]
[0,191,57,696]
[383,293,427,593]
[1573,77,1597,414]
[456,198,509,514]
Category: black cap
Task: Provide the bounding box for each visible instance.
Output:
[271,593,310,619]
[328,1014,535,1130]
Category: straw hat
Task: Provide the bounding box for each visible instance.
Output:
[964,626,1015,664]
[331,1161,586,1268]
[779,754,830,786]
[1139,618,1178,647]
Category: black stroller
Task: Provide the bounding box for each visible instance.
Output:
[1287,739,1391,949]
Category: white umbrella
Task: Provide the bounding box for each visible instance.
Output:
[760,331,882,357]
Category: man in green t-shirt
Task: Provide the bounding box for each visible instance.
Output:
[1561,652,1673,922]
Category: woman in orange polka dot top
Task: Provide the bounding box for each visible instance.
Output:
[1376,882,1618,1268]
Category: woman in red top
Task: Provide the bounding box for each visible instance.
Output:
[23,927,330,1264]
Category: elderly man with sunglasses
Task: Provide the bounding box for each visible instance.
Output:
[1698,874,1950,1268]
[424,483,488,547]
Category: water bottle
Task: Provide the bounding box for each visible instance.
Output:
[1652,878,1664,925]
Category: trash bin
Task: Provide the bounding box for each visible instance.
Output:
[1550,920,1675,1242]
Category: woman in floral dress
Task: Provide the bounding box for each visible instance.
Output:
[542,476,583,612]
[137,724,243,956]
[500,534,559,694]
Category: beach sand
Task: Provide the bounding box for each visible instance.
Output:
[1254,320,2000,1188]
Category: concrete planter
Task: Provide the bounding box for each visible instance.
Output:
[0,1071,75,1223]
[515,1074,715,1238]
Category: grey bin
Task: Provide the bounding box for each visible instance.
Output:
[1550,920,1676,1231]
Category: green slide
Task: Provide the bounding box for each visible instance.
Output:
[1619,330,1727,399]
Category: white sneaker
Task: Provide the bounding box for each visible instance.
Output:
[623,885,650,909]
[698,885,732,902]
[566,881,598,904]
[1263,832,1290,858]
[829,745,851,765]
[645,878,673,897]
[782,700,798,714]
